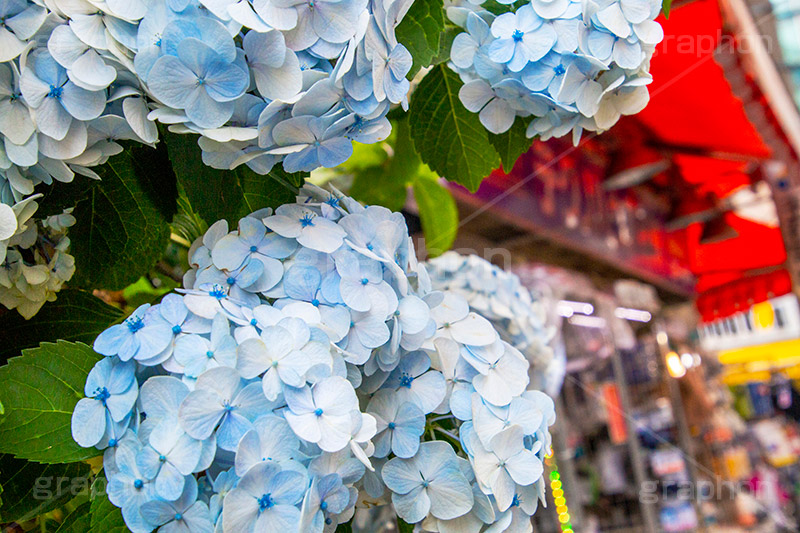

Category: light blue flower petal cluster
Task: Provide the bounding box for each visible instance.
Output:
[71,185,556,532]
[0,0,413,318]
[448,0,663,142]
[425,251,565,395]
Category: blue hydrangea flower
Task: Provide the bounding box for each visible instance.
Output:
[0,0,46,62]
[487,6,556,72]
[264,204,346,253]
[93,303,174,362]
[174,313,237,377]
[383,350,446,415]
[367,390,425,459]
[179,366,275,451]
[107,437,159,533]
[221,462,306,532]
[382,441,474,523]
[235,414,301,475]
[299,473,352,533]
[71,357,137,448]
[137,418,204,500]
[140,476,214,533]
[283,376,359,452]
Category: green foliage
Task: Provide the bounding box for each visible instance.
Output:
[395,0,446,77]
[348,119,459,254]
[0,290,122,362]
[397,518,415,533]
[0,341,103,464]
[408,65,501,192]
[0,454,91,523]
[89,474,127,533]
[70,148,175,290]
[413,170,458,256]
[662,0,671,17]
[163,131,306,227]
[54,500,93,532]
[122,275,179,309]
[488,118,532,172]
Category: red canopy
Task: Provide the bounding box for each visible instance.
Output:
[619,0,790,319]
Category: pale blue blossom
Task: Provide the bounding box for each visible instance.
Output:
[0,0,47,62]
[174,313,237,377]
[367,390,424,458]
[235,414,301,475]
[137,418,204,500]
[487,6,556,72]
[93,303,174,362]
[382,441,474,523]
[221,462,306,533]
[141,476,214,533]
[179,366,275,451]
[284,376,359,452]
[299,473,352,533]
[264,204,346,253]
[71,357,137,448]
[107,437,159,533]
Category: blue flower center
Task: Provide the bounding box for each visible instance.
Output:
[388,422,396,429]
[512,29,524,41]
[394,310,400,316]
[223,401,234,412]
[258,493,275,511]
[311,298,320,307]
[299,214,315,227]
[360,278,369,285]
[250,245,258,252]
[399,372,414,388]
[134,479,144,489]
[421,480,430,488]
[325,518,333,525]
[227,276,236,285]
[366,244,374,251]
[206,350,214,358]
[553,64,566,76]
[126,315,145,333]
[172,325,182,334]
[159,455,167,462]
[174,513,183,521]
[250,318,258,326]
[94,387,111,404]
[325,196,339,207]
[209,284,226,299]
[314,407,324,416]
[320,501,328,511]
[48,84,63,98]
[511,494,522,507]
[196,77,205,86]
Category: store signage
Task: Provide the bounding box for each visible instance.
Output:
[698,294,800,352]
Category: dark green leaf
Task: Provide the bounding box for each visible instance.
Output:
[480,0,524,15]
[334,521,353,533]
[0,341,103,463]
[239,168,297,214]
[396,0,445,77]
[88,474,127,533]
[409,65,500,192]
[34,179,95,219]
[0,290,122,363]
[487,118,532,172]
[431,26,459,66]
[0,455,90,523]
[70,150,173,290]
[161,131,246,226]
[54,500,92,532]
[397,518,415,533]
[163,131,305,226]
[413,172,458,256]
[661,0,671,17]
[124,141,179,221]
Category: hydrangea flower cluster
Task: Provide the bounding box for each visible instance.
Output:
[425,252,562,392]
[71,185,555,533]
[447,0,664,142]
[0,0,413,316]
[0,195,75,318]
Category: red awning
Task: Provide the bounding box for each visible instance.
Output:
[617,0,789,318]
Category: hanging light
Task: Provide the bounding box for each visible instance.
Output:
[666,351,687,378]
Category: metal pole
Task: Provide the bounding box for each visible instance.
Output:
[655,322,708,533]
[606,319,661,533]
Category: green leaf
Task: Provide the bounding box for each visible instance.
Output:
[121,275,179,309]
[70,150,173,290]
[334,522,353,533]
[413,171,458,256]
[395,0,445,77]
[661,0,671,16]
[34,179,95,219]
[0,341,103,464]
[89,474,127,533]
[55,500,92,532]
[0,454,90,523]
[124,141,179,221]
[163,131,305,226]
[0,290,122,363]
[397,518,415,533]
[487,118,531,172]
[408,65,500,192]
[431,26,459,67]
